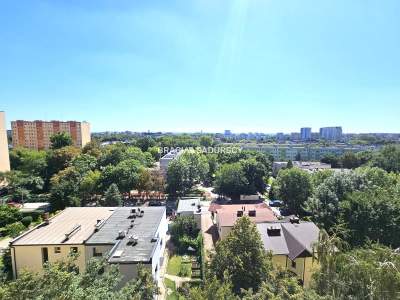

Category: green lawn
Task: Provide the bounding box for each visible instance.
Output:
[165,278,179,300]
[167,255,182,276]
[167,255,193,277]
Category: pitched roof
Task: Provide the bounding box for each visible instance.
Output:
[11,207,114,245]
[216,204,277,227]
[257,221,320,260]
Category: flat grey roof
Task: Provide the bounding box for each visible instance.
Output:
[257,221,319,260]
[86,207,165,263]
[177,198,201,214]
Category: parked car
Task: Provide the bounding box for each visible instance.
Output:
[269,200,283,207]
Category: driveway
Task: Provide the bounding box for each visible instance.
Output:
[200,209,218,260]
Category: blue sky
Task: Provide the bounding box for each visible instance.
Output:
[1,0,400,133]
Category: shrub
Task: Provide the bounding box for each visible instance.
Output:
[179,263,191,277]
[21,216,33,227]
[5,222,25,237]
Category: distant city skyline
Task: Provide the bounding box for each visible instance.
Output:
[1,1,400,133]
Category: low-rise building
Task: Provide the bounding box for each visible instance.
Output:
[176,197,202,228]
[272,161,331,176]
[10,206,167,285]
[10,207,113,278]
[257,219,320,287]
[86,207,167,286]
[159,149,182,174]
[211,203,277,239]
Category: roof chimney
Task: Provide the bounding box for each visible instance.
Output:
[43,212,50,225]
[290,216,300,224]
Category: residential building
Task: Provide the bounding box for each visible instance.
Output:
[19,202,50,214]
[272,161,331,176]
[159,149,182,174]
[241,143,375,161]
[319,127,342,141]
[210,203,277,239]
[257,219,320,287]
[300,127,312,141]
[0,111,10,172]
[86,207,167,286]
[176,197,203,228]
[10,207,113,278]
[290,132,300,141]
[11,120,91,150]
[224,130,232,136]
[276,132,284,141]
[10,207,167,285]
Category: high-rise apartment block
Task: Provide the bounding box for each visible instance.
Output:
[11,120,91,150]
[0,111,11,172]
[319,127,342,141]
[300,127,312,141]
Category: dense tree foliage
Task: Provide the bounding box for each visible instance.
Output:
[214,155,269,200]
[210,217,272,294]
[0,256,158,300]
[50,132,73,149]
[101,183,122,207]
[274,168,312,215]
[166,151,209,195]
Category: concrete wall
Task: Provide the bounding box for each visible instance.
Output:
[80,122,91,148]
[11,244,87,278]
[287,256,318,287]
[151,210,167,282]
[0,112,10,172]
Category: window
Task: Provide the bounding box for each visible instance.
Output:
[248,210,256,217]
[54,247,61,254]
[70,247,78,254]
[291,260,296,269]
[41,247,49,265]
[92,247,102,257]
[237,210,243,217]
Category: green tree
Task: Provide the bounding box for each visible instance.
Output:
[0,256,158,300]
[372,144,400,173]
[304,171,360,229]
[199,136,214,148]
[0,171,44,201]
[100,159,142,193]
[50,167,81,209]
[321,154,340,168]
[340,152,361,169]
[82,140,102,158]
[0,205,22,228]
[210,217,272,294]
[102,183,122,207]
[340,187,400,247]
[9,147,47,177]
[79,170,101,204]
[166,151,209,195]
[313,239,400,300]
[135,136,156,152]
[240,158,268,194]
[187,276,238,300]
[275,168,312,216]
[46,146,81,181]
[170,215,199,242]
[50,132,73,149]
[214,163,250,200]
